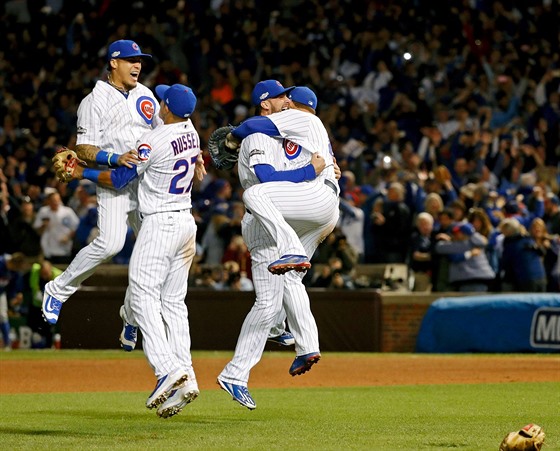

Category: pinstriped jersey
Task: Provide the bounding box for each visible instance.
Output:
[134,120,200,215]
[76,80,162,154]
[265,109,337,185]
[238,132,284,190]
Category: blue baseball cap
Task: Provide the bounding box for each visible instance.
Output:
[289,87,318,110]
[452,222,475,236]
[251,80,294,106]
[155,84,197,118]
[107,40,152,61]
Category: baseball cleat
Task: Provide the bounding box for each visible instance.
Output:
[217,378,256,410]
[146,369,188,409]
[268,254,311,275]
[42,293,63,325]
[267,331,295,346]
[119,305,137,352]
[289,352,321,376]
[157,379,200,419]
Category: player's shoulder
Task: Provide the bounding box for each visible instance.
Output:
[133,82,157,99]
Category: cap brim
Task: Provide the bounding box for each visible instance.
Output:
[155,85,170,101]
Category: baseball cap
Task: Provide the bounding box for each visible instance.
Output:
[251,80,294,106]
[107,40,152,61]
[452,222,475,236]
[289,87,318,110]
[155,84,197,118]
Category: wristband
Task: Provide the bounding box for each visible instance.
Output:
[96,150,119,167]
[82,168,101,183]
[108,152,119,167]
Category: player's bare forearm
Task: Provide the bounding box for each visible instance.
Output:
[75,144,101,165]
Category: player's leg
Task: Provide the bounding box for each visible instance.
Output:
[281,201,339,374]
[161,213,197,380]
[157,212,199,417]
[128,213,185,379]
[242,180,339,272]
[45,187,131,302]
[219,216,284,387]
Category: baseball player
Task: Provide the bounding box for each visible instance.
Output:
[217,82,339,410]
[41,40,162,330]
[55,83,202,419]
[231,86,340,273]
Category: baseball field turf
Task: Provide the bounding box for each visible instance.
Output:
[1,350,558,450]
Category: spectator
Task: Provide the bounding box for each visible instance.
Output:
[221,235,252,281]
[499,218,547,292]
[338,194,365,262]
[8,200,41,257]
[544,193,560,235]
[370,182,411,263]
[23,259,62,348]
[409,212,434,292]
[435,222,495,292]
[32,192,79,264]
[217,260,253,292]
[0,253,27,350]
[431,208,455,292]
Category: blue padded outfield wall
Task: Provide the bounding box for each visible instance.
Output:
[416,294,560,353]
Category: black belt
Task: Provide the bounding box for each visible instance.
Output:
[324,179,338,195]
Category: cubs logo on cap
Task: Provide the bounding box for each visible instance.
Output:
[107,40,152,61]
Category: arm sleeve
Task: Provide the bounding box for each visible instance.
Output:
[232,117,281,140]
[109,165,139,189]
[254,163,316,183]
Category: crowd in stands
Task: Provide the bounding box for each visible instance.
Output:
[1,0,560,325]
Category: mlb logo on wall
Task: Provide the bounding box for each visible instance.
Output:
[530,307,560,350]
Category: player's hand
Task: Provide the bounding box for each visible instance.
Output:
[117,150,139,168]
[311,153,326,175]
[333,157,342,180]
[194,152,206,182]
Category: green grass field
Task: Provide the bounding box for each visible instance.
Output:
[1,352,559,450]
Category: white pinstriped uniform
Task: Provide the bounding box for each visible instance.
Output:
[219,112,339,385]
[45,80,162,302]
[125,120,199,379]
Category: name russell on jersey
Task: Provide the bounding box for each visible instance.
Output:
[171,132,199,156]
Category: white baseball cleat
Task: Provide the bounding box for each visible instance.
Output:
[146,369,188,409]
[157,379,200,419]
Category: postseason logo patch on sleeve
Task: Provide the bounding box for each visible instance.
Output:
[249,148,265,158]
[77,126,87,135]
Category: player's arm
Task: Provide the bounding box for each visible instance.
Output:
[254,153,326,183]
[75,144,139,169]
[70,165,139,189]
[232,117,280,140]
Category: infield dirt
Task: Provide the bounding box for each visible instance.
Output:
[1,354,558,394]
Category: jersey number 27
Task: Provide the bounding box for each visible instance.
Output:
[169,155,198,194]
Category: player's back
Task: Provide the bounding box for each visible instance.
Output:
[136,121,200,215]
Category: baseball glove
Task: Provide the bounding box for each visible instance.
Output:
[52,147,86,183]
[208,125,240,170]
[499,424,545,451]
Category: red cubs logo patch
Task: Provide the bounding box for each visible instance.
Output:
[283,139,301,160]
[137,143,152,161]
[136,96,156,124]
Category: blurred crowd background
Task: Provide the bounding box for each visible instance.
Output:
[1,0,560,318]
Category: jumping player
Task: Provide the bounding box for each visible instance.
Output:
[42,40,161,329]
[217,82,339,409]
[57,83,203,419]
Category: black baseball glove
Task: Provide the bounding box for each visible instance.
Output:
[207,125,240,170]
